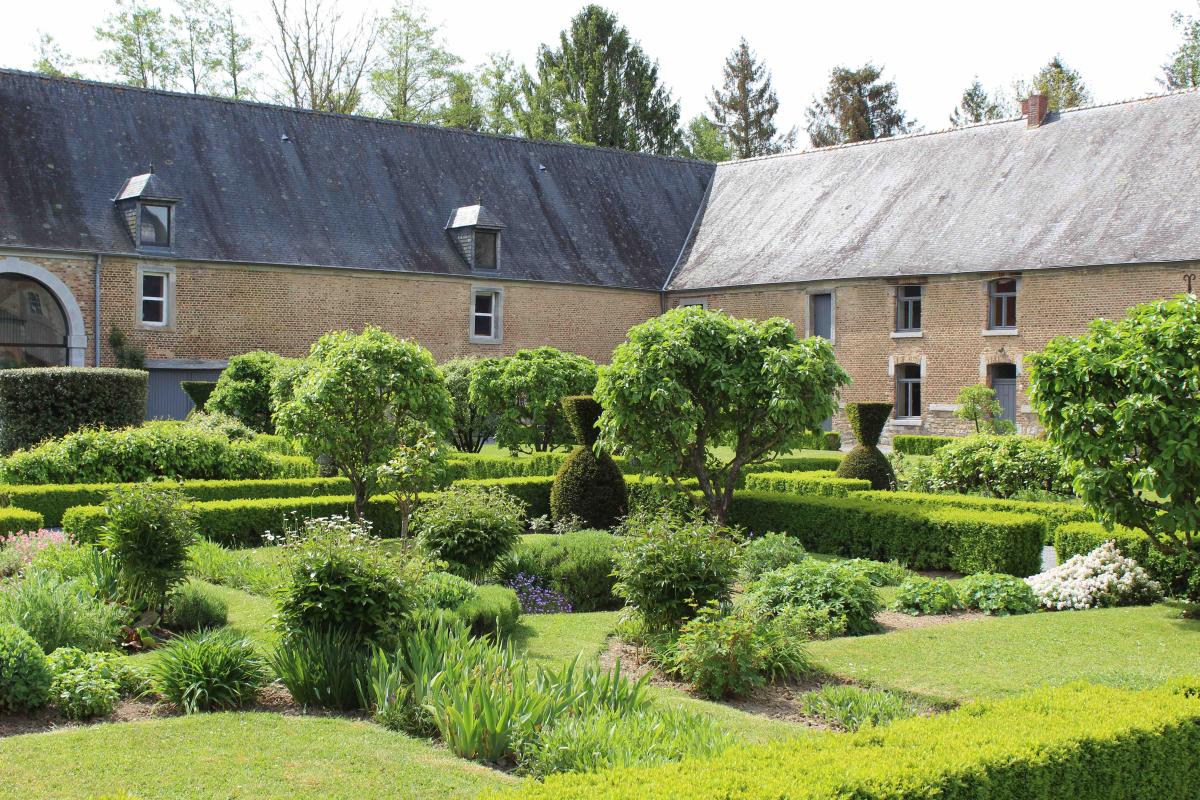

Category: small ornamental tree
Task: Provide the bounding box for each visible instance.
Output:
[596,308,849,522]
[955,384,1015,434]
[274,326,453,520]
[469,347,598,454]
[442,357,498,452]
[376,420,449,537]
[550,395,627,529]
[1028,294,1200,573]
[835,403,896,490]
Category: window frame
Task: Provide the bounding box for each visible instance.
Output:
[895,284,923,332]
[808,290,835,342]
[677,298,708,310]
[136,265,175,328]
[138,203,173,249]
[987,278,1018,330]
[472,228,501,270]
[469,286,503,344]
[895,362,922,420]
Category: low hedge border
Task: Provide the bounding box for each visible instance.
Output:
[0,507,45,535]
[893,434,957,455]
[62,476,555,547]
[504,682,1200,800]
[728,490,1044,576]
[1055,521,1198,597]
[856,490,1093,544]
[744,470,871,497]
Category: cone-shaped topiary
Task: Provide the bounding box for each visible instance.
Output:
[836,402,896,490]
[550,395,627,529]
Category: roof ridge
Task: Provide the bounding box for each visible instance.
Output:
[720,85,1200,168]
[0,67,710,168]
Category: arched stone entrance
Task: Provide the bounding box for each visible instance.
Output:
[0,257,88,367]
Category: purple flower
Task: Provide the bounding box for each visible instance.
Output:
[506,573,573,614]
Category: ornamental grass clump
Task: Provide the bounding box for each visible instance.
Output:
[1026,541,1161,610]
[0,569,126,653]
[800,684,922,731]
[152,630,268,713]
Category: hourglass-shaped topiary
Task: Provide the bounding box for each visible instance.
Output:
[835,402,896,490]
[549,395,627,529]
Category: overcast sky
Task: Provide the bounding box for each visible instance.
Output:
[0,0,1192,136]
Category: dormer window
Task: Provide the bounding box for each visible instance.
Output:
[474,229,499,269]
[114,169,181,251]
[139,204,172,247]
[446,203,505,271]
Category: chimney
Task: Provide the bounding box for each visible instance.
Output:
[1021,94,1050,128]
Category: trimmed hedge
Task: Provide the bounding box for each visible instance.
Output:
[506,682,1200,800]
[455,476,554,519]
[728,490,1044,575]
[751,455,843,473]
[744,470,871,497]
[1055,522,1199,598]
[266,454,319,478]
[859,490,1092,544]
[0,368,147,454]
[180,381,216,412]
[446,452,571,481]
[893,434,956,455]
[0,508,45,535]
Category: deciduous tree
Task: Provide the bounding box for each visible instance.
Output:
[171,0,221,94]
[950,79,1007,126]
[214,3,258,99]
[679,115,732,162]
[442,357,497,452]
[708,38,795,158]
[370,0,461,123]
[268,0,377,114]
[805,63,914,147]
[1162,4,1200,89]
[96,0,178,90]
[31,33,82,79]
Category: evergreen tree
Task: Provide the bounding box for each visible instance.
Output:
[96,0,178,90]
[805,63,914,147]
[708,38,795,158]
[950,79,1007,126]
[679,115,732,161]
[533,5,682,154]
[171,0,220,94]
[1013,56,1092,111]
[1162,4,1200,89]
[370,0,461,123]
[31,33,82,78]
[214,3,258,99]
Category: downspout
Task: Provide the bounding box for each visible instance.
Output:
[93,253,102,366]
[660,169,716,313]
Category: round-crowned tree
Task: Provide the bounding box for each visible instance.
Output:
[549,395,627,529]
[441,357,498,453]
[208,351,296,433]
[596,307,849,523]
[835,403,896,490]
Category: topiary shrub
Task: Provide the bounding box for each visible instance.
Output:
[181,381,217,413]
[0,623,52,711]
[0,367,147,454]
[208,351,296,434]
[550,396,627,530]
[455,584,522,636]
[835,403,896,490]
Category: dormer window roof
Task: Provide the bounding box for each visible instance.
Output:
[446,203,504,270]
[114,170,181,251]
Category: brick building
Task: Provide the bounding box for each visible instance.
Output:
[1,69,1197,436]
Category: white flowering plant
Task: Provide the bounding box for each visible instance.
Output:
[1025,542,1161,611]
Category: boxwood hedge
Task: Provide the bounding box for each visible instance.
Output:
[506,682,1200,800]
[893,434,956,455]
[0,367,147,454]
[744,470,871,497]
[858,490,1093,544]
[0,508,45,535]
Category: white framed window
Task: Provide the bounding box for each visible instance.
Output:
[896,285,922,332]
[987,278,1018,330]
[896,363,922,419]
[470,287,503,343]
[137,267,173,327]
[139,203,172,248]
[677,298,708,309]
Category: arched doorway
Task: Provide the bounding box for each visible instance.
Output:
[0,257,88,367]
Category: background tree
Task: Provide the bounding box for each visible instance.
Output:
[679,115,732,161]
[171,0,220,94]
[32,33,82,78]
[708,38,795,158]
[805,63,914,147]
[442,357,497,452]
[950,79,1007,126]
[440,72,484,130]
[1027,294,1200,568]
[476,53,525,135]
[96,0,178,90]
[469,347,597,454]
[214,3,258,99]
[208,351,294,434]
[370,0,460,123]
[1162,4,1200,89]
[274,326,452,519]
[376,420,447,537]
[1013,56,1092,111]
[268,0,377,114]
[533,5,682,154]
[954,384,1014,434]
[595,307,849,522]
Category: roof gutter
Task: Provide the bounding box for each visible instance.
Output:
[659,171,716,311]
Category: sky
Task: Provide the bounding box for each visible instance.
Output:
[0,0,1192,136]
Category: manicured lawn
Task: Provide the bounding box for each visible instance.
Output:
[0,712,513,800]
[810,601,1200,701]
[513,610,621,664]
[211,582,280,650]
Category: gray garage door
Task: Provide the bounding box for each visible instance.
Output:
[146,360,226,420]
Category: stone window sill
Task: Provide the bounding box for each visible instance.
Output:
[892,418,922,427]
[890,330,923,339]
[981,328,1019,337]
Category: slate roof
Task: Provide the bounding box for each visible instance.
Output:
[0,69,712,290]
[668,90,1200,290]
[114,172,181,202]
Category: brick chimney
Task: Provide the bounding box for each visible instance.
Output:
[1020,94,1050,128]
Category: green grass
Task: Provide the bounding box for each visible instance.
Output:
[513,610,620,664]
[810,601,1200,701]
[127,582,278,667]
[0,712,513,800]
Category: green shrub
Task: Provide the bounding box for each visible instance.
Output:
[266,454,319,478]
[743,560,881,635]
[522,706,729,778]
[101,482,198,610]
[728,490,1044,576]
[0,623,52,711]
[208,351,295,433]
[455,584,522,636]
[1,423,276,485]
[0,507,45,534]
[834,403,896,490]
[270,626,369,711]
[916,434,1074,498]
[509,682,1200,800]
[496,530,620,612]
[891,576,962,615]
[180,380,216,412]
[0,367,147,454]
[739,532,807,579]
[958,572,1039,615]
[800,684,921,731]
[892,435,956,455]
[442,357,498,453]
[151,630,268,713]
[550,396,627,529]
[414,486,524,578]
[613,512,741,629]
[0,570,125,653]
[839,558,912,587]
[182,410,253,441]
[416,570,478,610]
[50,664,120,720]
[1055,522,1200,600]
[163,579,229,631]
[822,432,841,451]
[46,647,142,696]
[856,489,1091,545]
[751,455,844,473]
[671,605,811,699]
[744,470,870,497]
